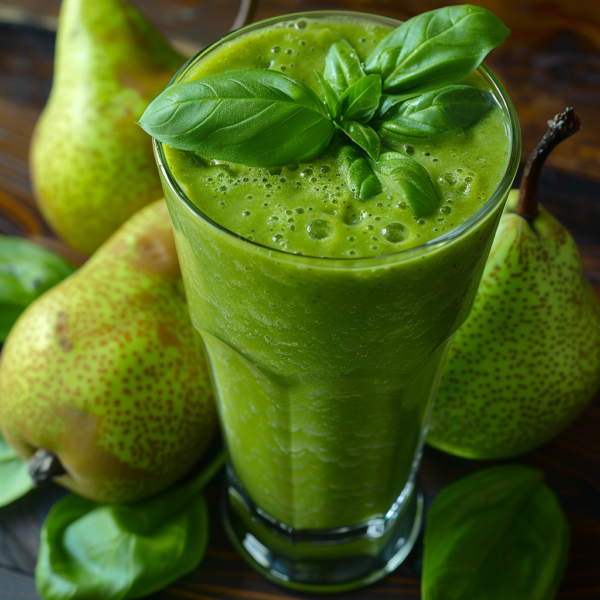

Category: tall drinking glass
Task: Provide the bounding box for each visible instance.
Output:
[154,11,520,593]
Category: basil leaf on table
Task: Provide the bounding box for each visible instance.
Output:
[0,236,76,342]
[323,39,366,95]
[338,74,382,124]
[423,465,570,600]
[36,452,225,600]
[0,430,33,507]
[138,69,336,167]
[340,121,380,161]
[315,71,340,119]
[337,145,382,201]
[374,152,439,217]
[376,85,495,143]
[365,5,510,98]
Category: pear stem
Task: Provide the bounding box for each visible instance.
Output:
[516,107,581,221]
[29,449,66,487]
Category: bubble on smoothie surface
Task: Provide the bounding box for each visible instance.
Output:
[440,169,478,197]
[343,207,364,226]
[382,223,408,244]
[308,220,333,240]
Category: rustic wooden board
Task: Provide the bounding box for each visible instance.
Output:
[0,1,599,598]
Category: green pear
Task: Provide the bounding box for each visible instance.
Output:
[0,200,217,503]
[30,0,185,256]
[428,108,600,460]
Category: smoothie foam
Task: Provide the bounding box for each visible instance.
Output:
[165,16,510,259]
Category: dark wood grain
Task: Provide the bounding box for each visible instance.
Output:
[0,1,599,598]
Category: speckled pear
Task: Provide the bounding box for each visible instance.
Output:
[0,200,217,503]
[428,109,600,459]
[30,0,185,256]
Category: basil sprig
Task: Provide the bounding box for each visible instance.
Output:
[375,85,495,145]
[315,72,340,119]
[423,465,570,600]
[365,5,509,99]
[338,74,381,123]
[338,145,382,201]
[323,39,366,95]
[36,452,225,600]
[317,64,382,159]
[374,152,439,217]
[340,122,380,161]
[139,4,510,215]
[139,69,335,168]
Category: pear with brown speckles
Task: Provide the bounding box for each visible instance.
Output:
[0,200,218,503]
[428,108,600,460]
[30,0,185,256]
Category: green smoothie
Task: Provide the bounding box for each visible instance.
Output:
[157,14,516,532]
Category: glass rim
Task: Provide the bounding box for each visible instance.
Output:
[154,9,521,266]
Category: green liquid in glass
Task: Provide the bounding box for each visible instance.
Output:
[159,15,514,533]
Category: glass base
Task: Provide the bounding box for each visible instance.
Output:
[221,466,423,594]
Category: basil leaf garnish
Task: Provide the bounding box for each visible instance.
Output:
[323,39,366,95]
[0,431,33,507]
[365,5,510,98]
[374,151,439,217]
[338,74,382,124]
[36,452,225,600]
[138,69,335,167]
[376,85,495,144]
[340,121,380,160]
[423,465,570,600]
[315,71,340,119]
[337,145,382,201]
[373,94,404,121]
[0,237,76,342]
[139,5,511,192]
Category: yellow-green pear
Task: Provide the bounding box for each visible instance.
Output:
[30,0,185,256]
[428,108,600,459]
[0,200,217,503]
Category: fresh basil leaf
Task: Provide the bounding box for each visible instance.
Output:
[139,69,336,167]
[337,145,382,201]
[340,121,380,161]
[377,85,495,144]
[338,74,382,124]
[373,94,404,121]
[0,431,33,507]
[0,237,76,342]
[423,465,570,600]
[323,39,366,96]
[315,71,339,119]
[374,151,439,217]
[365,5,510,98]
[36,452,225,600]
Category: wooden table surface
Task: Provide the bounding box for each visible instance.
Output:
[1,1,599,599]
